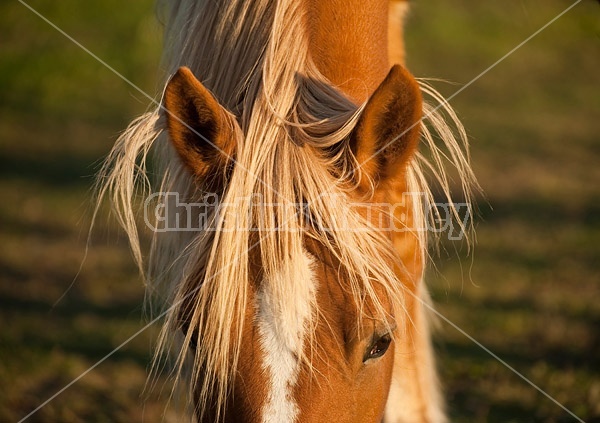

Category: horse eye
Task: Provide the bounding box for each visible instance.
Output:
[364,333,392,362]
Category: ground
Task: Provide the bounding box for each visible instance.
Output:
[0,0,598,422]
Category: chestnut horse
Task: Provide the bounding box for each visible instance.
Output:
[98,0,475,421]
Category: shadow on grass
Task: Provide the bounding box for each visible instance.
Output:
[0,150,100,188]
[0,291,152,367]
[476,197,600,228]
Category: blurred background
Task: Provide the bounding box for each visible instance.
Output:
[0,0,598,421]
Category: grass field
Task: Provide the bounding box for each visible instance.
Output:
[1,0,598,422]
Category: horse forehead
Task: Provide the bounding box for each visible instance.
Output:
[305,237,394,308]
[256,250,318,350]
[255,249,318,423]
[304,240,397,347]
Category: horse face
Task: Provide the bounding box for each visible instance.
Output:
[163,65,422,422]
[192,242,397,422]
[288,240,398,422]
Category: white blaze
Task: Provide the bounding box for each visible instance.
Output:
[257,251,317,423]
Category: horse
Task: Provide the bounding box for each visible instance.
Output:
[97,0,476,421]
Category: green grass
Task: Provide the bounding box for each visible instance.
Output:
[1,0,598,421]
[407,1,600,421]
[0,1,170,421]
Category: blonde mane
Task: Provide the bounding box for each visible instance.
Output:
[95,0,476,419]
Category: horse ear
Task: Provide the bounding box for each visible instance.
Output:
[350,64,422,188]
[163,67,237,184]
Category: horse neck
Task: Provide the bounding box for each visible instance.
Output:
[304,0,390,103]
